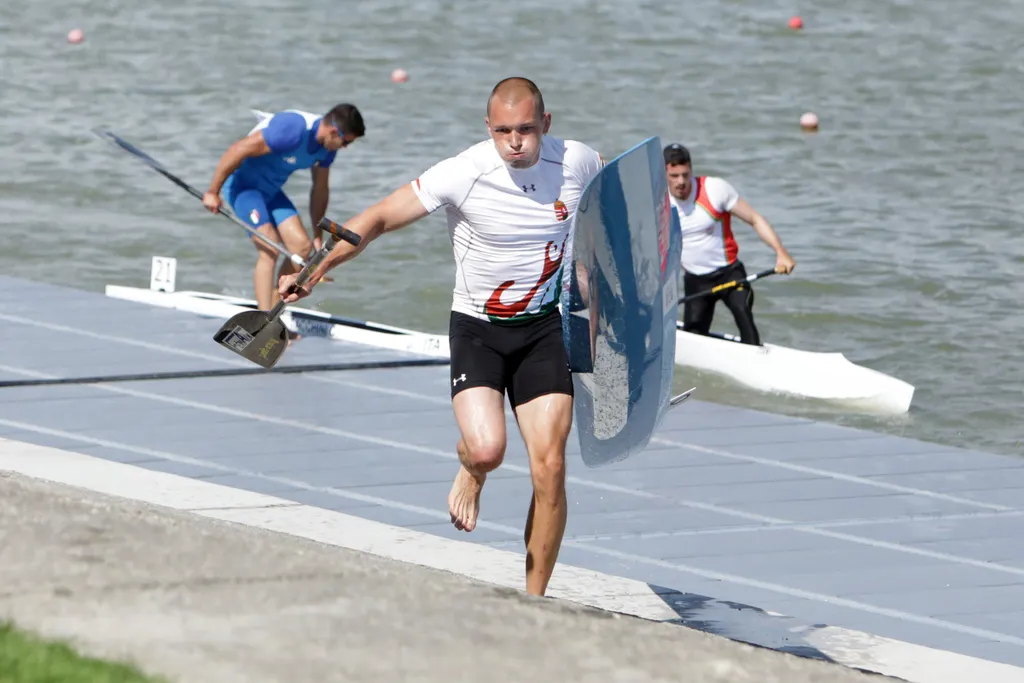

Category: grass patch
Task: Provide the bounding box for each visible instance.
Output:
[0,621,164,683]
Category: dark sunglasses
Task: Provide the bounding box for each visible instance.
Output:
[329,117,353,147]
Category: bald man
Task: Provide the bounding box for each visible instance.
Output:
[278,77,604,597]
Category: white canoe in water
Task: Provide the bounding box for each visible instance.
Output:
[674,323,915,415]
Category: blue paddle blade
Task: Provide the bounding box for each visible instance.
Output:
[560,136,683,468]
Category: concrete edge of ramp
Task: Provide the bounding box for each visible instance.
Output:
[0,437,1020,683]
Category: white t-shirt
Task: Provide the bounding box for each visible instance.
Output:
[670,176,741,276]
[411,135,604,323]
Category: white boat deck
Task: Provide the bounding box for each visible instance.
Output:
[3,273,1024,681]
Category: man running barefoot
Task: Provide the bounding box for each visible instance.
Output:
[278,77,603,596]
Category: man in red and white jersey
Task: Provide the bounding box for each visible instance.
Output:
[278,77,604,597]
[664,143,795,345]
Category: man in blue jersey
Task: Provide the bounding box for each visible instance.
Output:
[202,104,365,310]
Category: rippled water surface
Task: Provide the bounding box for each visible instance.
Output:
[2,0,1022,457]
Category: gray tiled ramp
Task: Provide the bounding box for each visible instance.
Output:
[4,277,1024,669]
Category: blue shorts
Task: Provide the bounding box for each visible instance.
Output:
[223,176,299,241]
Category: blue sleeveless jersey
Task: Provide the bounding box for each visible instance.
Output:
[226,110,337,197]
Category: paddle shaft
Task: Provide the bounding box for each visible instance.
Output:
[678,268,778,305]
[93,129,307,267]
[264,217,361,321]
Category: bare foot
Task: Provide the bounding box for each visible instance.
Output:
[448,465,485,532]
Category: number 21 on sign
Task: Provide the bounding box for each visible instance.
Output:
[150,256,177,293]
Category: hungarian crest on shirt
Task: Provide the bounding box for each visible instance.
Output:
[553,199,569,222]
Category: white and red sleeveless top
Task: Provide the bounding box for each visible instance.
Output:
[670,175,741,276]
[411,135,604,323]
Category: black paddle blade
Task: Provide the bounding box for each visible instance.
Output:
[212,310,290,368]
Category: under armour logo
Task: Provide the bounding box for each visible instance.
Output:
[453,373,466,387]
[522,184,535,192]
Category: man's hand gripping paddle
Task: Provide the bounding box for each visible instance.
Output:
[212,217,361,368]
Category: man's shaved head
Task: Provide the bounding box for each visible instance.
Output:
[487,77,545,119]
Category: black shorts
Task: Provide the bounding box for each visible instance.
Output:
[683,260,760,345]
[448,309,573,408]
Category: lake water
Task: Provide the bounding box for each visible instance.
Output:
[2,0,1021,457]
